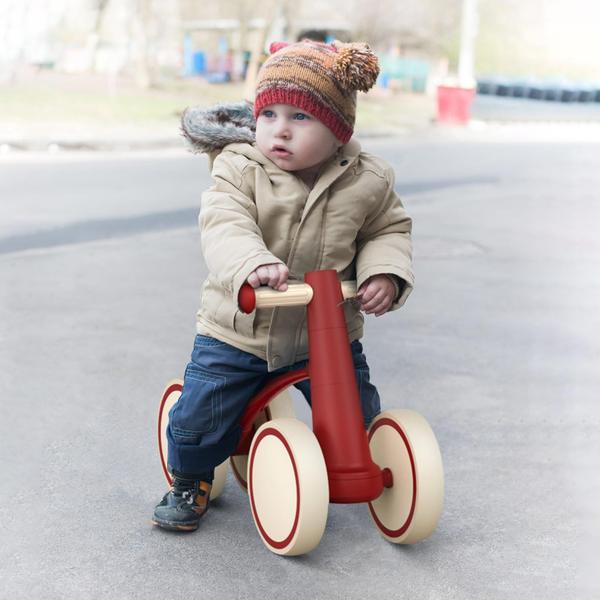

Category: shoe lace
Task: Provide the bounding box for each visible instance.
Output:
[181,489,195,505]
[172,479,206,507]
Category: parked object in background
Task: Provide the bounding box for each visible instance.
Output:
[526,79,545,100]
[494,77,512,97]
[510,78,531,98]
[576,84,596,103]
[558,81,580,103]
[541,79,566,101]
[477,76,600,104]
[476,76,498,95]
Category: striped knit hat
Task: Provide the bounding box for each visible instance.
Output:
[253,39,380,144]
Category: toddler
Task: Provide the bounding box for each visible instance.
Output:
[152,39,414,532]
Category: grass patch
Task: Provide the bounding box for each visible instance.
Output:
[0,72,434,134]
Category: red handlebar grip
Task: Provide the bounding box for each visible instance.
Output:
[238,283,256,314]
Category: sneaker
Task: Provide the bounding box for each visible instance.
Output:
[152,475,212,532]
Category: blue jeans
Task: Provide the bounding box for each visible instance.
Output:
[166,334,381,478]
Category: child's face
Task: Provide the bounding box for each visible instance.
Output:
[255,103,341,176]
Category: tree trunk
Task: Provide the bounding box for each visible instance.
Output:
[132,0,154,88]
[243,0,280,102]
[88,0,111,72]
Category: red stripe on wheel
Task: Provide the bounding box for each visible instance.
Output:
[249,427,300,550]
[367,417,417,538]
[158,382,182,485]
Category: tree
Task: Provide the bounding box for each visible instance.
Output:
[246,3,287,98]
[88,0,111,71]
[348,0,461,56]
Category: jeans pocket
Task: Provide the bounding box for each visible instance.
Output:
[194,334,227,348]
[169,364,226,440]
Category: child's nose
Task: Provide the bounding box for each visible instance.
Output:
[274,119,291,138]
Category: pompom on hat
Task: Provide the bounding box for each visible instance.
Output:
[253,39,380,144]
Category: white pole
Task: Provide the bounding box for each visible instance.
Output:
[458,0,478,88]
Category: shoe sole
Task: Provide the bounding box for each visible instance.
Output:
[151,518,199,532]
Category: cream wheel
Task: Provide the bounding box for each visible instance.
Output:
[210,460,228,499]
[157,379,228,500]
[230,389,296,492]
[248,418,329,556]
[367,409,444,544]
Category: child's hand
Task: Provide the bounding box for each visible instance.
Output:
[247,263,289,291]
[357,275,396,317]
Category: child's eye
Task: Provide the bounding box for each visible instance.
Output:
[294,113,309,120]
[262,110,274,117]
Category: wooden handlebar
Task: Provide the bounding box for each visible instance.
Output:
[238,281,357,313]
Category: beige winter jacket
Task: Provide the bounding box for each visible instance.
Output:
[181,102,414,371]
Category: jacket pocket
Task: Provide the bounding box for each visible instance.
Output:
[169,365,226,440]
[233,308,256,338]
[199,278,236,329]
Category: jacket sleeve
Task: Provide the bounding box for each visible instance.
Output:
[199,152,284,298]
[355,166,414,310]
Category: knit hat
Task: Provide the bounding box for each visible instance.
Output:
[253,39,380,144]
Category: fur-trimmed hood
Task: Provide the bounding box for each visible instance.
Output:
[181,101,256,155]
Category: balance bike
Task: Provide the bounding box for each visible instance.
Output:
[158,269,444,555]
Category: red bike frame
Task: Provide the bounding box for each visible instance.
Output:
[236,270,391,503]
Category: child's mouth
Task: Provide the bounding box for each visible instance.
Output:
[272,146,292,157]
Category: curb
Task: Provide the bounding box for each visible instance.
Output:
[2,120,600,154]
[0,127,420,154]
[0,137,185,154]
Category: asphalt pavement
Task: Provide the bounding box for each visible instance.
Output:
[0,130,598,599]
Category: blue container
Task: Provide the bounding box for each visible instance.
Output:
[192,51,206,75]
[378,73,390,89]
